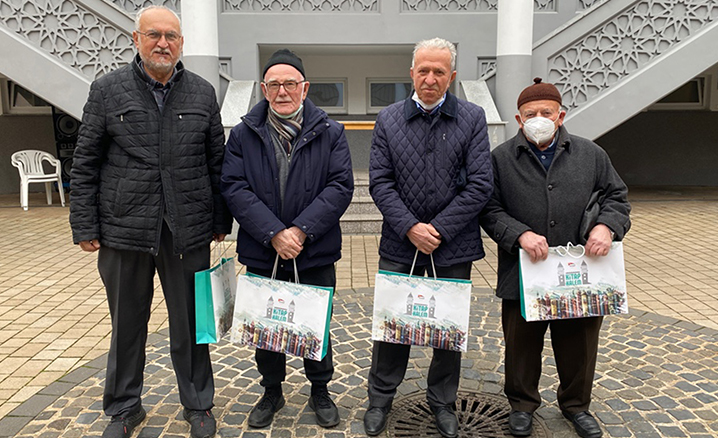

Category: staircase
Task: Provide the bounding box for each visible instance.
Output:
[340,171,382,234]
[0,0,136,119]
[531,0,718,140]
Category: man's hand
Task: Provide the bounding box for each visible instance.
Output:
[79,239,101,252]
[287,226,307,245]
[585,224,612,257]
[518,231,548,262]
[271,229,303,260]
[213,233,227,242]
[407,223,441,255]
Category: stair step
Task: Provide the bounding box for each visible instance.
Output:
[340,213,383,234]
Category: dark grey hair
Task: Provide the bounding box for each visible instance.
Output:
[412,38,457,71]
[134,5,182,33]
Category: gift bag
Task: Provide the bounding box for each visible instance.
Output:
[230,258,333,361]
[194,245,237,344]
[371,253,472,352]
[519,242,628,322]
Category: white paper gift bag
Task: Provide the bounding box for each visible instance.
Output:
[230,258,333,361]
[519,242,628,322]
[371,253,472,352]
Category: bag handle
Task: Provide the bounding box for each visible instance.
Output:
[555,242,586,258]
[271,254,300,284]
[211,240,228,265]
[409,249,437,280]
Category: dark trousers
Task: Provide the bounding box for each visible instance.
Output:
[246,263,336,389]
[502,299,603,414]
[98,221,213,416]
[367,257,471,409]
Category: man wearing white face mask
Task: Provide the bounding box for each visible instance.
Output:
[480,78,631,438]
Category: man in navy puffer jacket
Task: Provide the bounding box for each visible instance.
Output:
[221,49,353,430]
[364,38,493,438]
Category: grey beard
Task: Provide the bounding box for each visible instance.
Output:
[140,53,176,78]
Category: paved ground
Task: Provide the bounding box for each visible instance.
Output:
[0,187,717,437]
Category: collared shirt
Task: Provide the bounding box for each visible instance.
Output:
[136,59,178,113]
[528,134,559,171]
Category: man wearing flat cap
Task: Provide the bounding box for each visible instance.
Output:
[480,78,631,438]
[221,49,353,429]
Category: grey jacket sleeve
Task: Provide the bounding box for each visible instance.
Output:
[479,152,532,254]
[594,148,631,240]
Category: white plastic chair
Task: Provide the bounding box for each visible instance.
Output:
[10,150,66,211]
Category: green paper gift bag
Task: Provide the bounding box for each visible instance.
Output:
[195,255,237,344]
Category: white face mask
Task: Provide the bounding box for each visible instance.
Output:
[412,91,445,111]
[522,115,558,146]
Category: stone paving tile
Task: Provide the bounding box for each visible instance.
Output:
[6,289,718,438]
[2,190,718,435]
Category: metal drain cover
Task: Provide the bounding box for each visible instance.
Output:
[387,391,551,437]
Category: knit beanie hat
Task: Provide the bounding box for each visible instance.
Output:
[517,77,562,109]
[263,49,305,79]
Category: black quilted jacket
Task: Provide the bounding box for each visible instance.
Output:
[369,92,493,267]
[70,56,233,255]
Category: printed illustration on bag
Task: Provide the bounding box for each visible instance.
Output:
[231,275,331,361]
[372,272,471,352]
[217,272,235,336]
[520,243,628,321]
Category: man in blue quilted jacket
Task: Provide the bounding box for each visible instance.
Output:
[70,6,232,438]
[364,38,493,438]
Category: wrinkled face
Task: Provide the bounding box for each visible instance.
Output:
[410,48,456,106]
[261,64,309,116]
[133,8,183,82]
[516,100,565,129]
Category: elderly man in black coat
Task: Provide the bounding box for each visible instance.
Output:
[480,78,631,438]
[70,6,232,438]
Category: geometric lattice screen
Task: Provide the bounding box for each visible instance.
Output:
[0,0,134,80]
[548,0,718,110]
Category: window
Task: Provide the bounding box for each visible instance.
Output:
[367,79,413,114]
[1,79,52,115]
[650,77,706,110]
[307,79,347,114]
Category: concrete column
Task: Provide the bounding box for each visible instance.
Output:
[180,0,220,93]
[495,0,534,136]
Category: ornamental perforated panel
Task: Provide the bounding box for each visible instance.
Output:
[0,0,134,79]
[548,0,718,110]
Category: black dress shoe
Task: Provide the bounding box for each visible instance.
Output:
[364,406,390,436]
[563,411,603,438]
[248,388,285,428]
[308,386,340,428]
[432,406,458,438]
[508,411,533,436]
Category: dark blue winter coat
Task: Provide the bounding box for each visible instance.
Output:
[370,92,493,267]
[221,98,354,271]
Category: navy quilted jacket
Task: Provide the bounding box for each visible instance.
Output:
[370,92,493,267]
[221,98,354,271]
[70,56,233,255]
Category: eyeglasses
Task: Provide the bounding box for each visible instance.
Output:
[137,30,181,43]
[263,80,306,93]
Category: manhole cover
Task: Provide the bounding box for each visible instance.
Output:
[386,391,551,437]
